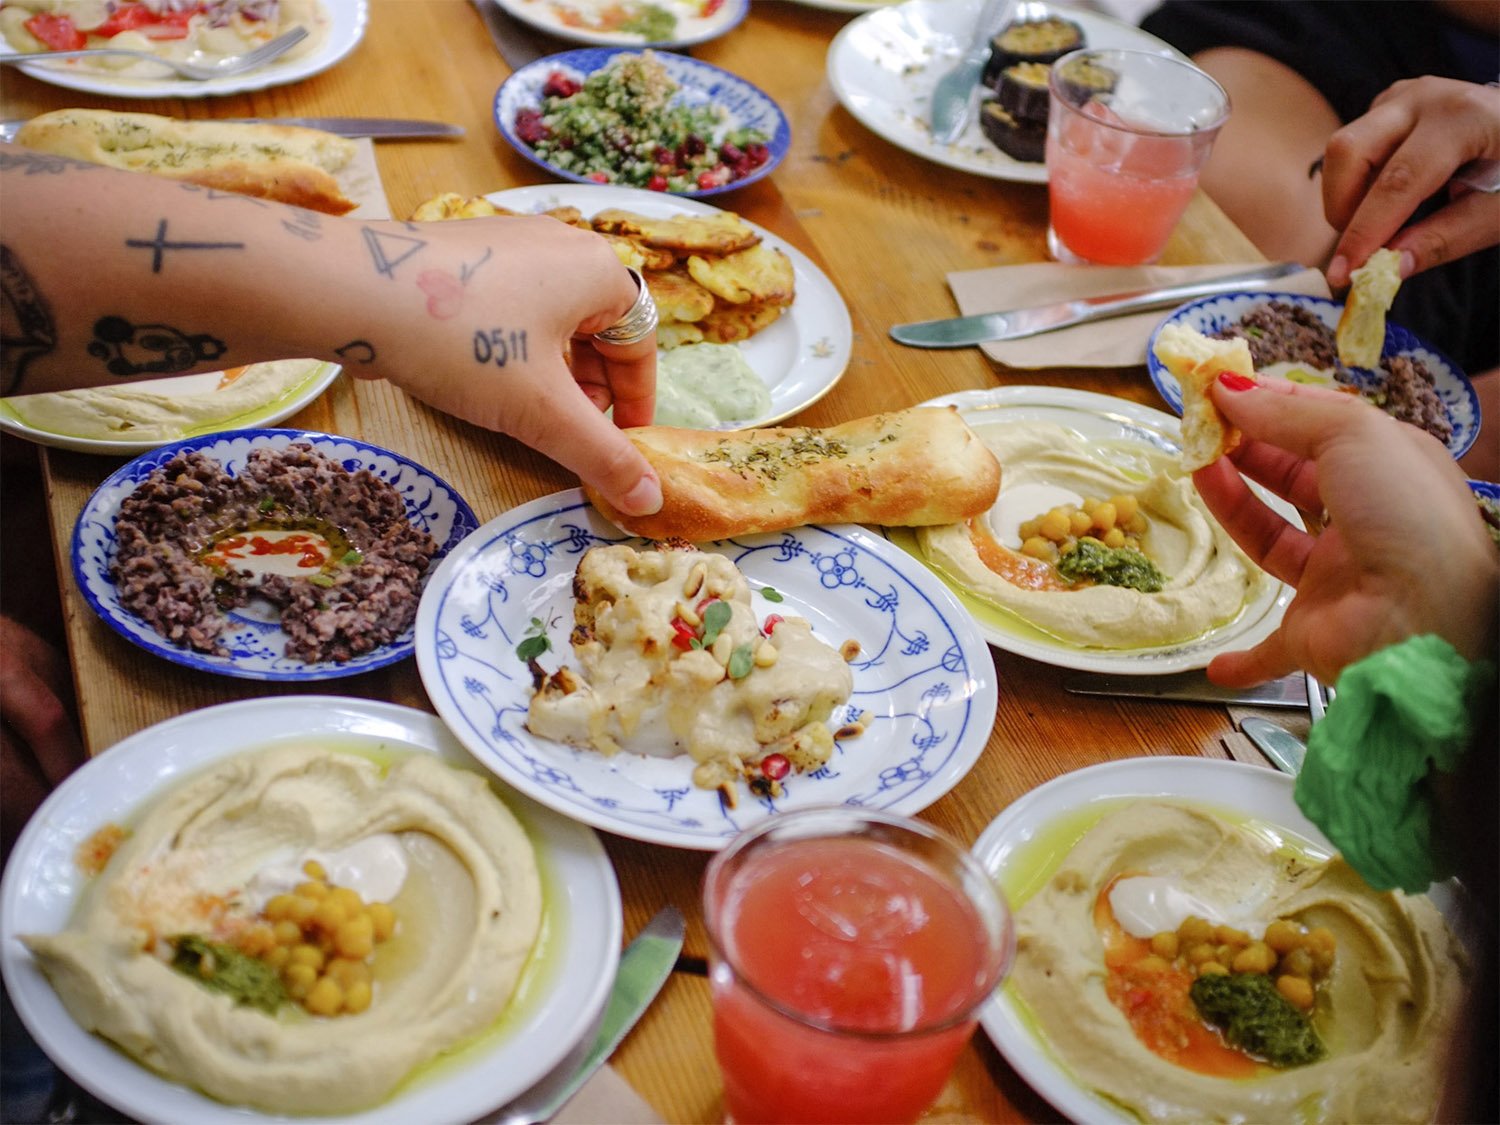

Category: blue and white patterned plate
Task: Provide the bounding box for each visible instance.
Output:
[415,490,998,850]
[494,48,790,198]
[72,429,478,681]
[1146,291,1479,460]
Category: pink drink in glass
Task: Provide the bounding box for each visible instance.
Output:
[1046,49,1229,265]
[704,810,1012,1125]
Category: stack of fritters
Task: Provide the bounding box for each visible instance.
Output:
[410,195,795,349]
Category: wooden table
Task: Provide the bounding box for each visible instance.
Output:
[4,3,1268,1120]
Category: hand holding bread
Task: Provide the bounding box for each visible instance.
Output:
[1151,323,1255,472]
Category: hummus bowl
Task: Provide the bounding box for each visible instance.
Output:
[71,429,478,681]
[0,696,621,1125]
[889,387,1296,674]
[973,757,1468,1125]
[416,488,997,849]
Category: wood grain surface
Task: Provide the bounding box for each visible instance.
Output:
[4,3,1273,1121]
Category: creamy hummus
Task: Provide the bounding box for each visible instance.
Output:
[1010,802,1465,1124]
[527,544,854,795]
[918,422,1259,648]
[6,359,326,442]
[22,745,543,1116]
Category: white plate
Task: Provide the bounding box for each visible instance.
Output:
[0,697,622,1125]
[827,0,1181,184]
[495,0,748,47]
[0,361,341,455]
[73,428,478,681]
[883,386,1295,674]
[2,0,367,98]
[416,489,998,850]
[971,757,1331,1125]
[483,183,852,428]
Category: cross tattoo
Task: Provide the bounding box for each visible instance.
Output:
[126,219,245,273]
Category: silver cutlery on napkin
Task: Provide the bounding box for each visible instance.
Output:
[929,0,1016,145]
[486,906,684,1125]
[1240,716,1306,776]
[1064,670,1311,709]
[890,261,1305,347]
[0,117,463,143]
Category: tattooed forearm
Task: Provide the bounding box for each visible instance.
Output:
[1,244,57,395]
[0,149,99,176]
[334,339,377,364]
[89,316,227,377]
[282,209,324,241]
[363,227,426,279]
[473,328,529,367]
[127,219,246,274]
[460,248,493,284]
[176,182,271,208]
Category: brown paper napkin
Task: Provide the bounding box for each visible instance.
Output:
[945,262,1330,369]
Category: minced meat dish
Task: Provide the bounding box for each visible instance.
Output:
[1212,300,1451,444]
[110,444,437,662]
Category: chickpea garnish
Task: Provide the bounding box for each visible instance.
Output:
[1143,913,1338,1004]
[1018,494,1151,562]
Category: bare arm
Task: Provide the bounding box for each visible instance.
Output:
[0,143,662,515]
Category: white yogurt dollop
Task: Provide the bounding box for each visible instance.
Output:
[245,834,408,907]
[1108,875,1272,939]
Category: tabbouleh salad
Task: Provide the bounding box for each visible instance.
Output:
[513,51,771,192]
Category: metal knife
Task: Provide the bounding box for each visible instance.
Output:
[489,905,685,1125]
[1240,716,1306,776]
[890,261,1306,348]
[1064,670,1309,709]
[0,117,462,142]
[930,0,1012,145]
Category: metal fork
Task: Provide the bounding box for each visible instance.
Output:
[0,25,307,80]
[1305,672,1334,725]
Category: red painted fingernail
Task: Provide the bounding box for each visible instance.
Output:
[1217,371,1258,392]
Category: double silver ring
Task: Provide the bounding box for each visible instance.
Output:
[591,267,658,347]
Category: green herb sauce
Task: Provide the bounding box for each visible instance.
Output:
[1189,972,1325,1068]
[169,934,286,1014]
[1055,538,1166,593]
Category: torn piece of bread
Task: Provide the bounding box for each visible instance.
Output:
[1336,247,1402,369]
[1152,323,1255,472]
[583,406,1002,542]
[15,109,358,215]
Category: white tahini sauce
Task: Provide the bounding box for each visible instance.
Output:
[1108,875,1273,939]
[245,834,408,907]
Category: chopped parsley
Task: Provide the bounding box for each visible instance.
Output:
[1190,972,1325,1068]
[170,935,286,1014]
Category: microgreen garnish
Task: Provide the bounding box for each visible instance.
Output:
[727,644,754,680]
[699,600,732,648]
[760,586,784,603]
[516,616,551,662]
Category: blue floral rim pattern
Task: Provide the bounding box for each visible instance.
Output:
[1145,291,1479,460]
[415,490,998,850]
[494,48,791,199]
[71,428,479,682]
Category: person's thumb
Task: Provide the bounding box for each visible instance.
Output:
[539,404,662,517]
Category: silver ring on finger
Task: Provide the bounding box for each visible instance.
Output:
[591,267,658,347]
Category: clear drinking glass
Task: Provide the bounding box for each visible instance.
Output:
[703,807,1014,1125]
[1046,47,1230,265]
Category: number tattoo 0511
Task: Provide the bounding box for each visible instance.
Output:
[474,329,528,367]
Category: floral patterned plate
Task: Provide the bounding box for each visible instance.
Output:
[415,489,997,849]
[72,429,478,681]
[482,184,852,429]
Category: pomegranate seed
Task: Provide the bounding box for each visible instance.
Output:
[541,71,580,99]
[682,133,707,157]
[762,614,784,635]
[513,108,550,146]
[761,754,790,781]
[586,171,609,183]
[745,142,770,167]
[647,174,669,191]
[652,146,675,164]
[697,166,731,190]
[719,142,744,164]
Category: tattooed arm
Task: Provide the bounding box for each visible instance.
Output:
[0,143,662,517]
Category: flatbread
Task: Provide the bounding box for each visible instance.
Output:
[1336,248,1402,369]
[1152,323,1255,472]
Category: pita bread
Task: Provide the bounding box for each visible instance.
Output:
[1152,323,1255,472]
[1336,248,1402,369]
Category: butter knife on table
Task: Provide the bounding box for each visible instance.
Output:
[0,117,463,142]
[1064,670,1310,709]
[485,905,684,1125]
[890,261,1305,347]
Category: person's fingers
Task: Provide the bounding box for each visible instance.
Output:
[1206,630,1298,688]
[0,661,84,787]
[575,334,657,429]
[1192,458,1315,587]
[1210,373,1383,462]
[1385,189,1500,277]
[1320,100,1415,236]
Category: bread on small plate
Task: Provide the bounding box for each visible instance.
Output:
[583,406,1001,542]
[1336,247,1403,369]
[1151,323,1255,472]
[15,109,358,215]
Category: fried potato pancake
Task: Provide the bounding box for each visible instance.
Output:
[645,266,717,323]
[656,321,706,349]
[698,300,785,344]
[686,244,795,307]
[590,208,761,255]
[604,234,676,272]
[410,193,503,221]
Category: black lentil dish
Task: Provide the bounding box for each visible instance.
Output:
[110,444,437,662]
[1212,300,1452,444]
